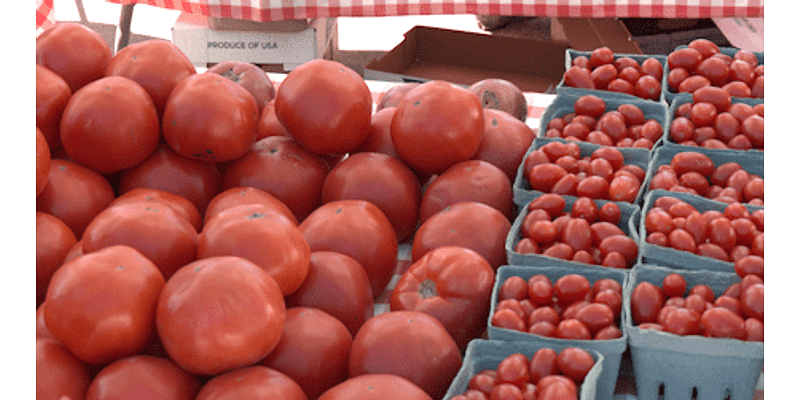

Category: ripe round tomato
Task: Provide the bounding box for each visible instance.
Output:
[204,186,297,227]
[321,152,422,242]
[156,256,286,376]
[419,160,514,223]
[60,76,160,174]
[36,211,77,306]
[285,251,374,337]
[110,187,203,233]
[44,245,166,365]
[82,201,199,280]
[469,78,528,122]
[85,355,201,400]
[257,99,291,140]
[36,65,72,152]
[196,366,307,400]
[412,201,511,270]
[222,136,329,222]
[391,80,484,175]
[36,22,112,92]
[36,127,51,197]
[299,200,398,296]
[105,39,197,118]
[319,374,433,400]
[473,108,535,181]
[198,204,310,296]
[261,307,353,399]
[390,246,496,350]
[348,311,462,399]
[376,83,421,112]
[275,59,372,155]
[353,107,399,156]
[36,337,91,400]
[118,143,222,218]
[163,72,259,163]
[208,61,276,116]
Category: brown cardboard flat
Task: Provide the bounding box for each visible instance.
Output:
[363,26,570,93]
[209,17,311,32]
[551,18,642,54]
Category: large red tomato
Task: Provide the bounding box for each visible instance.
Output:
[163,72,259,163]
[36,64,71,152]
[299,200,398,296]
[117,143,222,217]
[208,61,276,117]
[36,211,77,306]
[109,187,203,233]
[196,366,307,400]
[85,355,202,400]
[36,127,51,197]
[418,159,514,223]
[44,245,166,365]
[36,337,92,400]
[473,108,536,181]
[285,251,375,337]
[36,303,54,339]
[257,99,291,140]
[321,152,422,242]
[348,311,462,399]
[37,159,116,238]
[197,204,310,296]
[261,307,353,400]
[156,256,286,376]
[412,201,512,270]
[274,59,372,155]
[390,246,495,350]
[318,374,433,400]
[222,136,329,222]
[82,201,199,280]
[391,80,484,174]
[352,107,399,157]
[104,39,197,118]
[375,83,420,112]
[204,186,297,226]
[59,76,160,174]
[36,22,112,93]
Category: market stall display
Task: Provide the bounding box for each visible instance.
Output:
[35,16,764,400]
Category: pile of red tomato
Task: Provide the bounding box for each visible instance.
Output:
[666,40,764,98]
[35,20,544,400]
[561,47,665,101]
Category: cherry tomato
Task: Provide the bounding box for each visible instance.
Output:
[198,203,310,296]
[45,245,166,365]
[163,72,259,163]
[563,66,595,89]
[745,318,764,342]
[300,200,398,296]
[554,274,592,306]
[678,75,711,93]
[598,235,638,266]
[105,39,197,118]
[598,202,622,224]
[412,201,511,270]
[391,80,484,174]
[528,194,566,219]
[556,319,592,340]
[635,75,662,100]
[641,57,664,79]
[36,64,72,152]
[700,308,747,340]
[536,376,578,400]
[571,197,599,223]
[631,282,665,325]
[556,347,596,383]
[574,95,606,119]
[696,57,730,87]
[196,366,307,400]
[574,303,615,335]
[156,256,286,376]
[36,22,113,92]
[668,68,691,91]
[36,337,92,400]
[319,374,433,400]
[662,308,702,336]
[85,355,202,400]
[740,283,764,321]
[348,311,462,399]
[668,48,703,72]
[562,218,593,252]
[260,307,352,399]
[492,308,526,332]
[391,246,495,350]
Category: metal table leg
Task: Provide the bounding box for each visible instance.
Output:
[117,4,136,52]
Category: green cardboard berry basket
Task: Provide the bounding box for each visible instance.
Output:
[486,265,629,400]
[623,263,763,400]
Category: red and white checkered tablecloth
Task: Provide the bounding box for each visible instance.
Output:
[36,0,56,34]
[98,0,763,22]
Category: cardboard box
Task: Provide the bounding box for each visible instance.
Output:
[620,18,731,55]
[171,12,337,72]
[363,26,570,93]
[551,18,643,55]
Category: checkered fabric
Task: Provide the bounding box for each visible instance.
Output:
[105,0,764,22]
[36,0,56,35]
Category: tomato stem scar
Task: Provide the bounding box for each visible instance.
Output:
[419,279,438,299]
